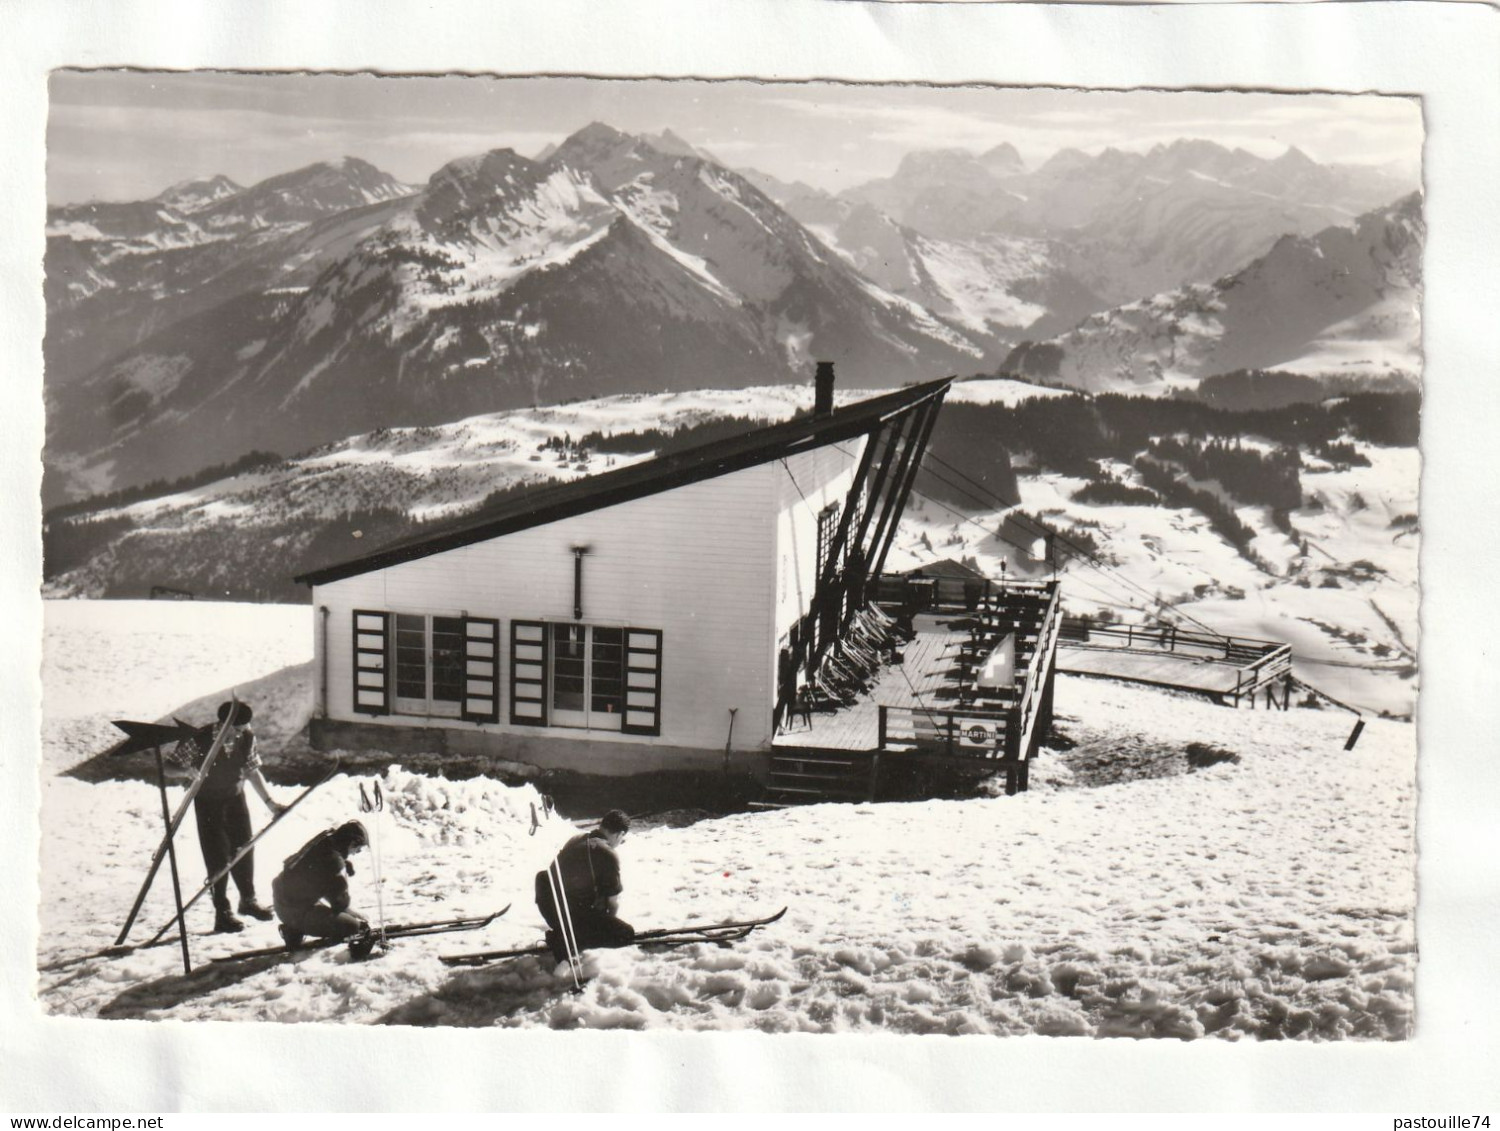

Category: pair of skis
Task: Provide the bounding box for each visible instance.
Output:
[211,906,509,964]
[438,906,787,968]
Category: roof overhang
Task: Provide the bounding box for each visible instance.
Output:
[295,376,953,587]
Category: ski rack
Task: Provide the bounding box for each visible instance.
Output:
[112,693,242,949]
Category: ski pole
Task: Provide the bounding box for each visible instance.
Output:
[543,858,583,990]
[359,780,387,938]
[143,763,339,946]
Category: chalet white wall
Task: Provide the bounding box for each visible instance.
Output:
[313,461,779,763]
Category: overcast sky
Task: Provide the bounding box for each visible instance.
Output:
[48,70,1424,204]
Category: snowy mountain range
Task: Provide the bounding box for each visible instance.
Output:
[43,124,1421,505]
[43,125,984,503]
[835,139,1416,305]
[1001,193,1424,394]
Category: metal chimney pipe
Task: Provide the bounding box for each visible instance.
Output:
[814,361,836,417]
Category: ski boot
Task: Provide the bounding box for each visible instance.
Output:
[347,929,385,962]
[238,897,274,922]
[278,925,304,949]
[213,909,245,934]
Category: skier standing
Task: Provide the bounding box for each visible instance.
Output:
[535,809,635,963]
[271,820,371,948]
[184,700,287,933]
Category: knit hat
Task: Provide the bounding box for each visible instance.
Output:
[217,700,254,726]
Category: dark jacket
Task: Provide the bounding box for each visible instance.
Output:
[274,829,354,912]
[541,831,622,912]
[193,728,260,801]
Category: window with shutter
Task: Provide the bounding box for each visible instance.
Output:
[462,617,501,723]
[352,610,390,716]
[510,620,548,726]
[392,613,464,718]
[621,628,663,736]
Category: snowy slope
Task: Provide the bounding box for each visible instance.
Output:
[891,438,1419,717]
[756,182,1104,347]
[36,600,1415,1038]
[44,381,1421,718]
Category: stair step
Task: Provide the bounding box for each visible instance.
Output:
[763,786,868,801]
[771,756,862,769]
[769,770,861,783]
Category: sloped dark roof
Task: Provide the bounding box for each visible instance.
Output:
[296,377,953,586]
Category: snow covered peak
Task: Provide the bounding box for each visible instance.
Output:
[642,128,707,160]
[979,142,1026,178]
[427,148,538,189]
[553,121,635,162]
[153,174,242,212]
[894,148,992,182]
[1274,144,1318,171]
[190,156,415,232]
[1039,147,1092,175]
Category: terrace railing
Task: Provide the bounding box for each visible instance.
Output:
[1010,579,1064,766]
[1231,643,1294,708]
[1060,618,1293,708]
[876,572,1054,615]
[1059,619,1279,665]
[878,704,1012,760]
[875,577,1065,787]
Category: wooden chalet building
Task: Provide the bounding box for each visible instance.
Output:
[295,365,957,784]
[297,363,1067,804]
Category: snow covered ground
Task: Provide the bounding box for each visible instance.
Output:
[35,600,1415,1038]
[889,437,1419,717]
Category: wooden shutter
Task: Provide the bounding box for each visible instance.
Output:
[461,617,500,723]
[352,610,390,716]
[621,628,663,736]
[510,620,548,726]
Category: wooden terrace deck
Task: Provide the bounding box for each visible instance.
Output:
[1055,644,1242,694]
[773,612,973,752]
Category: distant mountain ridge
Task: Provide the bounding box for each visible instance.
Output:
[841,137,1417,304]
[43,126,1422,507]
[1001,192,1424,394]
[44,124,986,504]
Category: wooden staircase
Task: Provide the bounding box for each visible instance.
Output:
[749,748,879,810]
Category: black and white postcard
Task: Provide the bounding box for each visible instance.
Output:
[4,0,1498,1115]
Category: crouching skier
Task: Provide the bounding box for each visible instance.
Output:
[534,809,635,964]
[272,820,370,949]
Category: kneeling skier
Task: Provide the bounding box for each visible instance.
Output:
[535,809,635,962]
[272,819,370,948]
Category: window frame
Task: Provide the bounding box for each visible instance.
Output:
[548,622,626,732]
[391,612,467,719]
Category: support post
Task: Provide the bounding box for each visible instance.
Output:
[871,398,943,580]
[153,746,192,975]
